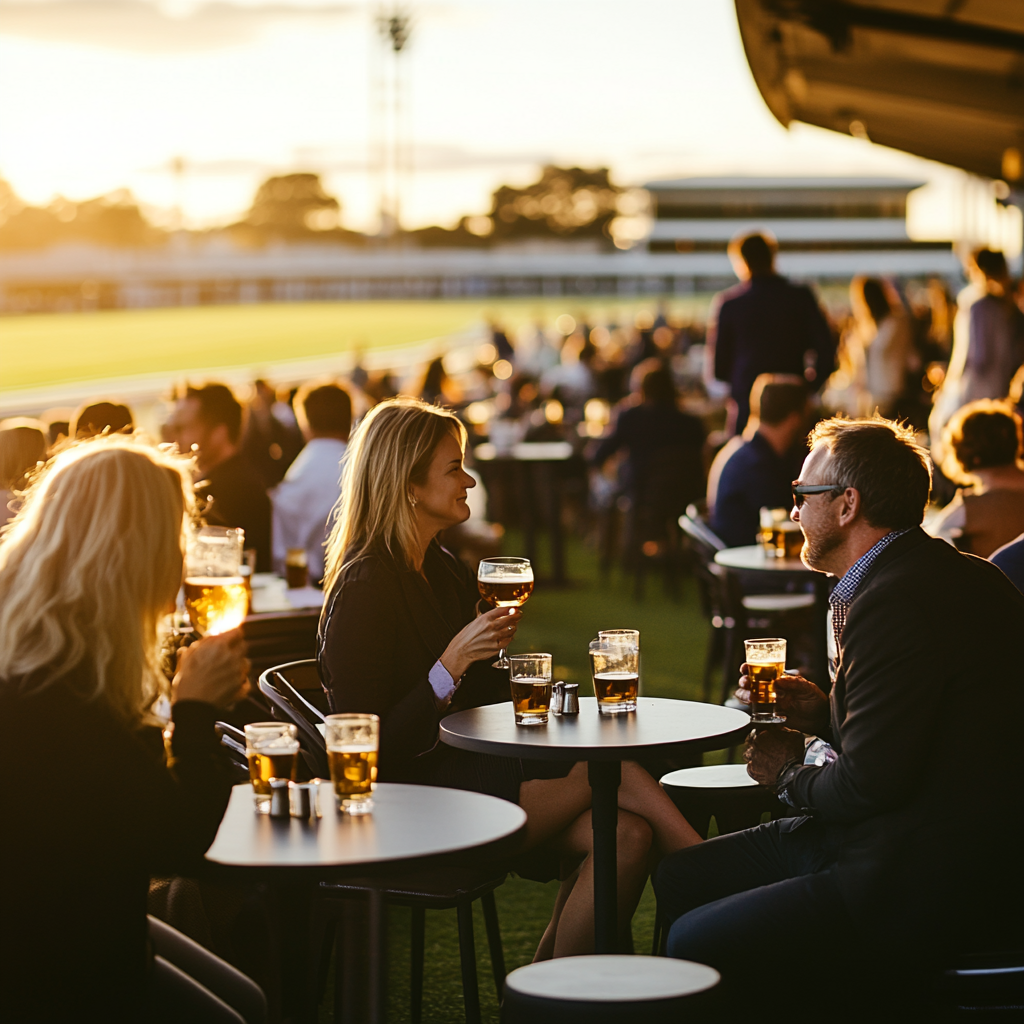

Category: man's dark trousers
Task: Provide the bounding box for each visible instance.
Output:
[652,818,898,1012]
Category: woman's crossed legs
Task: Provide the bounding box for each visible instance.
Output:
[518,761,702,959]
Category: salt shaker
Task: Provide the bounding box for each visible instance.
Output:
[269,778,291,819]
[551,681,565,715]
[560,682,580,715]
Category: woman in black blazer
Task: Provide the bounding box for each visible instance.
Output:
[318,398,701,958]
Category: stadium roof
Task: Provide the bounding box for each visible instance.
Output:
[734,0,1024,184]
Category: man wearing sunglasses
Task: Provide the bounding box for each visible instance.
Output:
[655,416,1023,1013]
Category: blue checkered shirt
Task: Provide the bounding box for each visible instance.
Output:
[827,528,912,678]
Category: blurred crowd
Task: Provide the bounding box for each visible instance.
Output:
[3,231,1024,590]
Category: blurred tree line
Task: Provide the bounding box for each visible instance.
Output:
[0,165,622,251]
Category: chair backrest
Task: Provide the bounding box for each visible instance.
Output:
[258,660,330,778]
[214,721,252,782]
[679,506,726,556]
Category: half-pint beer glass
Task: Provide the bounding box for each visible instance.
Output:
[508,653,552,725]
[590,639,639,714]
[244,722,299,813]
[744,638,788,724]
[325,714,379,814]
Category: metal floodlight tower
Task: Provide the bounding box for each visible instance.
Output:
[372,5,412,240]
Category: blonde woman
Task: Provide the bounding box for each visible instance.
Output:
[0,437,262,1023]
[318,398,701,958]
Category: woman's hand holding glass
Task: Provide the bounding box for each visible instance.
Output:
[440,605,522,681]
[172,627,251,709]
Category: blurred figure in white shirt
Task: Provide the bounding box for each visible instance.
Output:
[272,383,352,585]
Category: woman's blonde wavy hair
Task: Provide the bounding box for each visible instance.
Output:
[323,397,466,590]
[0,435,193,725]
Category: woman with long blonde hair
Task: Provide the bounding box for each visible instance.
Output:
[0,436,261,1022]
[319,398,701,958]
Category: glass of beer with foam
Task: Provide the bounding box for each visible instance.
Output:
[508,653,552,725]
[325,714,379,814]
[244,722,299,813]
[744,638,788,724]
[477,557,534,668]
[184,526,249,636]
[590,638,639,714]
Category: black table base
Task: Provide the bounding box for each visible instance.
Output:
[588,760,621,954]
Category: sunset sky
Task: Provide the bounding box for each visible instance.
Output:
[0,0,945,233]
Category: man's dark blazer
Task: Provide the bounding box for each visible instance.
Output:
[784,527,1024,954]
[317,540,509,787]
[708,273,835,432]
[198,452,273,572]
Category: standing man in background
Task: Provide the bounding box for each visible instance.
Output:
[706,231,835,434]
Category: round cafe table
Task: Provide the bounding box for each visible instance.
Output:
[714,544,833,687]
[206,781,526,1024]
[440,697,750,954]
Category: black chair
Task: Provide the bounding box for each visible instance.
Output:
[214,722,252,783]
[258,660,509,1024]
[257,661,330,778]
[936,951,1024,1018]
[679,510,733,701]
[679,508,815,705]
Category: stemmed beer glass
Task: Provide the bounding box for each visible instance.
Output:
[477,557,534,668]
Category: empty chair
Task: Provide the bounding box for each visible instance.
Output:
[680,507,814,704]
[257,659,509,1023]
[257,660,330,778]
[500,955,720,1024]
[659,764,780,840]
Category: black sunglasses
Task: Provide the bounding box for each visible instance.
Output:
[792,483,842,508]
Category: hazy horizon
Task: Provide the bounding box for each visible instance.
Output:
[0,0,954,234]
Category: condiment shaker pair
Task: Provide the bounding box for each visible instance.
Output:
[268,779,321,820]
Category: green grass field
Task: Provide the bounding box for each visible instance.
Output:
[0,296,715,394]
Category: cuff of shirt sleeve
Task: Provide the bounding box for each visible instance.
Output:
[776,760,816,812]
[428,660,458,706]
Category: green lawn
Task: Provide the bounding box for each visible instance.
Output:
[0,296,715,394]
[319,532,713,1023]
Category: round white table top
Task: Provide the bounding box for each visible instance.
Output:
[440,697,750,762]
[205,781,526,871]
[505,955,720,1002]
[660,763,759,789]
[714,544,811,573]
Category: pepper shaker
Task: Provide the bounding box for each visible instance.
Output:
[269,778,291,819]
[289,780,321,820]
[551,681,565,715]
[560,682,580,714]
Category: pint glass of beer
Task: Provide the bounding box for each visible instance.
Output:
[184,526,249,635]
[477,557,534,668]
[508,653,552,725]
[325,714,379,814]
[744,638,788,724]
[758,507,776,554]
[775,521,804,560]
[244,722,299,813]
[590,639,639,714]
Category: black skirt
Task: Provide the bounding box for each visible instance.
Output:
[410,744,572,806]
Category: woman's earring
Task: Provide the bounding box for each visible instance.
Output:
[408,494,418,508]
